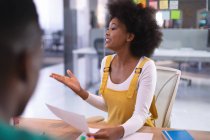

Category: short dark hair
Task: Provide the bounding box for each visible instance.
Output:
[107,0,162,58]
[0,0,41,51]
[0,0,41,84]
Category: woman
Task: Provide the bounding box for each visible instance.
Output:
[50,0,162,139]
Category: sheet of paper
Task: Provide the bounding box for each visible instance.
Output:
[171,10,181,20]
[149,1,158,9]
[77,132,153,140]
[47,104,153,140]
[159,0,168,10]
[46,104,89,133]
[162,11,170,20]
[133,0,146,7]
[169,0,178,10]
[122,132,153,140]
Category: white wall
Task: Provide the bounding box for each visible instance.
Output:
[33,0,92,48]
[76,0,91,48]
[33,0,63,32]
[97,0,107,28]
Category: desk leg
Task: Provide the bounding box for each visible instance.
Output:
[73,53,79,78]
[85,55,92,89]
[198,62,202,71]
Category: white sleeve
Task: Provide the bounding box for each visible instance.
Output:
[85,93,107,112]
[121,61,157,137]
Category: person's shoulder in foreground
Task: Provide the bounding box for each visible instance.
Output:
[0,121,54,140]
[0,0,56,140]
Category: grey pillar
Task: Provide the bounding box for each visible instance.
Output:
[63,0,77,72]
[208,0,210,11]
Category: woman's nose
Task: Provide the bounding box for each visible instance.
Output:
[106,29,110,36]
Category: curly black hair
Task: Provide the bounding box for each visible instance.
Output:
[107,0,162,58]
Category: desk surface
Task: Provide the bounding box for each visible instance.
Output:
[16,118,210,140]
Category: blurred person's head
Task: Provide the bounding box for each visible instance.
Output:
[105,0,162,58]
[0,0,42,122]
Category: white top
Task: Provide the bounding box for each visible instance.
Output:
[85,55,156,137]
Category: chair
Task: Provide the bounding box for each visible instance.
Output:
[94,38,105,68]
[51,30,63,51]
[94,38,114,68]
[87,66,181,128]
[154,66,181,128]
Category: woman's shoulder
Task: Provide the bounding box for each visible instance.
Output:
[140,56,155,66]
[101,54,116,67]
[141,57,156,71]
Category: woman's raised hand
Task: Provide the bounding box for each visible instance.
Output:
[50,69,88,99]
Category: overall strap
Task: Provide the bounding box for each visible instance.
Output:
[99,55,112,94]
[127,57,158,124]
[127,57,150,98]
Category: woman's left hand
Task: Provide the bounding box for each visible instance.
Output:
[87,126,124,140]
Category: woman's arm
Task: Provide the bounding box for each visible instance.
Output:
[85,93,107,112]
[121,60,157,137]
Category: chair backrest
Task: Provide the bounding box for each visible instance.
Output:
[154,66,181,128]
[94,38,105,68]
[94,38,114,68]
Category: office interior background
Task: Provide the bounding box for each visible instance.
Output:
[23,0,210,132]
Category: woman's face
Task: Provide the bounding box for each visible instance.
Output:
[105,18,130,51]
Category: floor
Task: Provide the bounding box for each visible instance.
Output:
[22,52,210,132]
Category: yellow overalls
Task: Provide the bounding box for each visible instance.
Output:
[99,55,158,127]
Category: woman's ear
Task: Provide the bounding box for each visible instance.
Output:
[127,33,135,42]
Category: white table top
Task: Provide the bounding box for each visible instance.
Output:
[72,47,210,62]
[153,48,210,62]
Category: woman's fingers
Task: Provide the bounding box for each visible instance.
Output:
[67,69,75,78]
[50,73,66,83]
[87,133,106,139]
[87,130,108,139]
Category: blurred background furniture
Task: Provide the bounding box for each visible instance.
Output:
[51,30,63,51]
[94,38,113,68]
[94,38,105,68]
[154,66,181,127]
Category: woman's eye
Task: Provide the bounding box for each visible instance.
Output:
[107,26,117,31]
[110,27,116,30]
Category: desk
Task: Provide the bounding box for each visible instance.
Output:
[153,48,210,70]
[17,118,210,140]
[153,48,210,62]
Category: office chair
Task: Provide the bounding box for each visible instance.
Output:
[94,38,105,68]
[87,66,181,129]
[154,66,181,127]
[52,30,63,51]
[94,38,114,68]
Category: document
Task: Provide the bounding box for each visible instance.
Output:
[77,132,153,140]
[123,133,153,140]
[159,0,168,10]
[46,104,89,133]
[169,0,178,10]
[46,104,153,140]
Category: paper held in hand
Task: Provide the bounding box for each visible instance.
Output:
[46,104,153,140]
